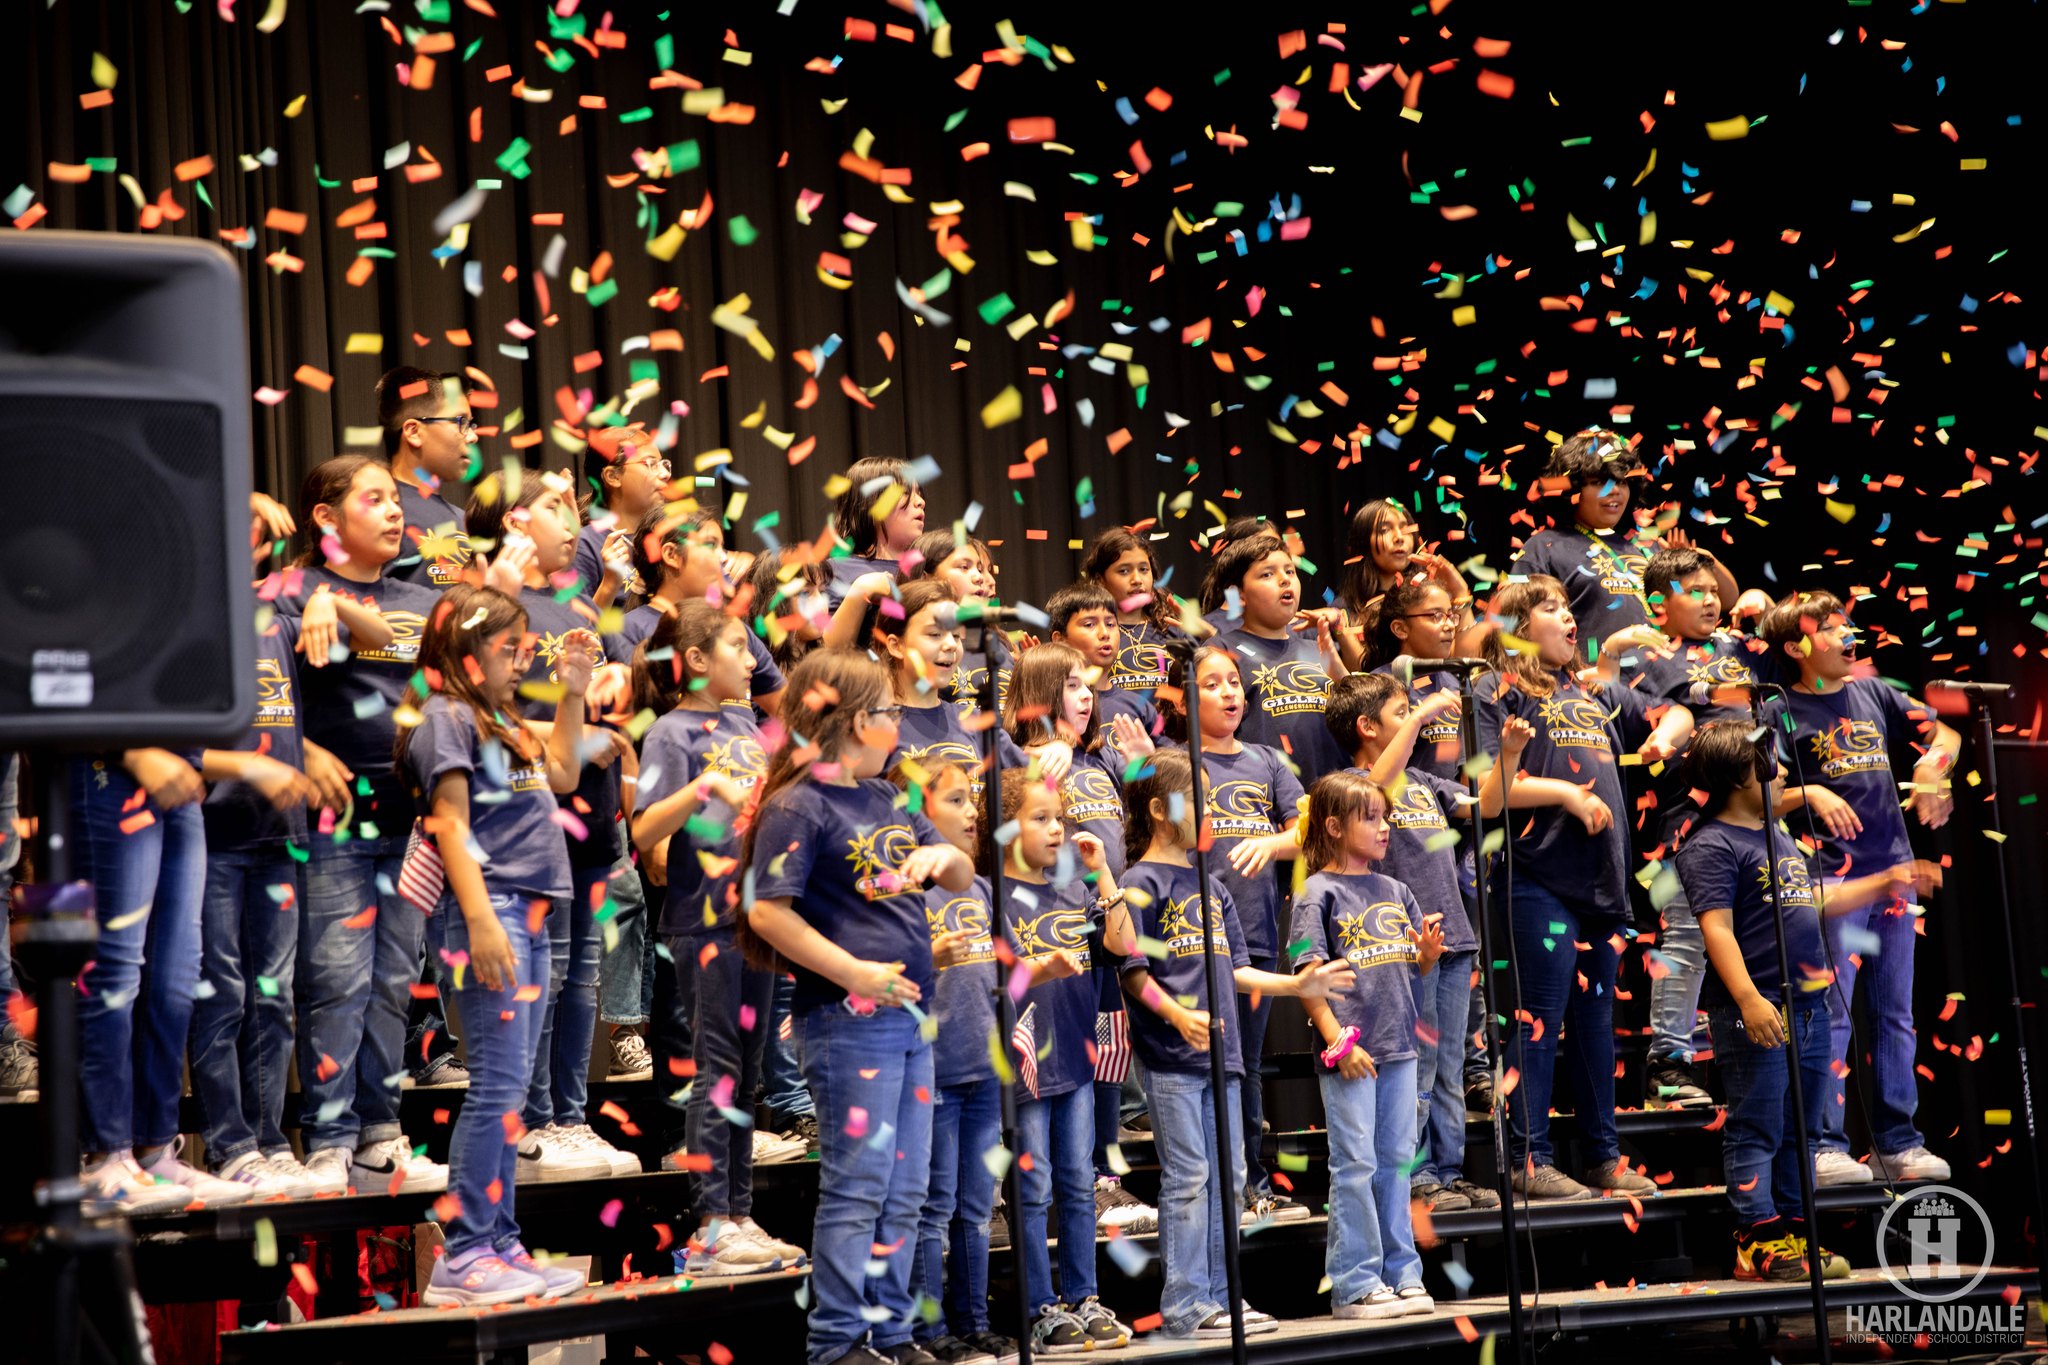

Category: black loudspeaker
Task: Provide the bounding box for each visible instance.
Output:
[0,231,255,746]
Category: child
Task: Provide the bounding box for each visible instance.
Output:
[1110,749,1354,1340]
[1360,579,1469,783]
[1289,771,1447,1319]
[1336,498,1480,671]
[1047,581,1160,747]
[1085,526,1189,698]
[401,584,598,1305]
[999,769,1133,1354]
[1155,644,1307,1223]
[1210,534,1350,787]
[898,760,1019,1365]
[746,544,833,683]
[626,506,788,716]
[1621,545,1761,1111]
[906,527,1012,719]
[375,366,477,589]
[281,455,449,1195]
[631,600,803,1272]
[1474,576,1690,1201]
[1758,592,1961,1185]
[860,579,990,801]
[1196,517,1274,635]
[574,421,666,610]
[737,649,976,1365]
[826,455,927,605]
[1324,673,1516,1215]
[465,467,640,1182]
[1678,722,1942,1280]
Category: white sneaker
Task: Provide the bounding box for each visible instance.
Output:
[555,1123,641,1177]
[83,1150,193,1217]
[737,1215,807,1264]
[259,1150,325,1199]
[215,1151,304,1200]
[684,1219,780,1276]
[606,1031,654,1081]
[300,1146,352,1195]
[1396,1285,1435,1316]
[1334,1287,1407,1321]
[139,1138,255,1207]
[1815,1149,1874,1186]
[1875,1145,1951,1181]
[352,1135,448,1194]
[517,1124,611,1183]
[750,1129,807,1164]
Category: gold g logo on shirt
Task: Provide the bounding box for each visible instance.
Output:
[254,657,295,726]
[1013,905,1092,969]
[848,823,920,901]
[930,895,996,968]
[1334,900,1419,970]
[1158,892,1229,958]
[1537,695,1613,750]
[1207,778,1275,840]
[1768,855,1819,910]
[362,611,426,665]
[1250,659,1331,717]
[1062,765,1124,824]
[1811,718,1888,778]
[708,734,767,785]
[1386,779,1446,831]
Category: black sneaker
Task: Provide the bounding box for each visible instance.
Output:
[406,1051,469,1089]
[1464,1075,1494,1117]
[1449,1177,1501,1209]
[1029,1304,1088,1354]
[922,1336,997,1365]
[1262,1191,1311,1223]
[823,1349,894,1365]
[790,1113,821,1159]
[1071,1297,1130,1347]
[961,1332,1019,1365]
[883,1343,941,1365]
[1644,1061,1714,1110]
[988,1205,1010,1250]
[0,1024,37,1100]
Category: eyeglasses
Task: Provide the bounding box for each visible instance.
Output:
[1401,608,1460,625]
[487,638,535,666]
[627,455,674,475]
[415,415,479,436]
[862,704,906,723]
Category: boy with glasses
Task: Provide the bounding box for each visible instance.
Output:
[375,366,477,589]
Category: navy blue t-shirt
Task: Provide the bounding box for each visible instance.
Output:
[273,565,439,841]
[1053,746,1131,881]
[1002,878,1098,1100]
[1764,679,1928,871]
[1370,661,1467,784]
[1510,526,1653,642]
[926,876,1002,1088]
[619,603,788,712]
[1619,630,1766,847]
[1112,621,1182,698]
[1288,871,1424,1066]
[1216,628,1347,787]
[826,553,899,607]
[405,694,570,902]
[571,518,647,607]
[1119,860,1249,1078]
[1677,820,1826,1008]
[749,778,948,1012]
[388,482,470,590]
[1197,743,1304,963]
[1475,668,1656,920]
[948,626,1013,720]
[204,612,309,849]
[892,700,987,800]
[515,587,625,868]
[1095,685,1161,749]
[1378,768,1478,952]
[637,705,767,936]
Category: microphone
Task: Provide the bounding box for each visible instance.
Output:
[1391,655,1492,684]
[1927,679,2011,694]
[950,601,1051,631]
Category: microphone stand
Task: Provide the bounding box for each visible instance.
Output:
[1749,695,1832,1364]
[1183,665,1250,1365]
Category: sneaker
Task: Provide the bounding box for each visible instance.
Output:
[737,1215,807,1265]
[1094,1176,1158,1234]
[503,1241,587,1297]
[352,1135,448,1193]
[1580,1159,1658,1196]
[1449,1177,1501,1210]
[138,1138,254,1207]
[299,1146,352,1196]
[922,1336,998,1365]
[517,1124,611,1183]
[82,1150,193,1217]
[1509,1163,1594,1202]
[215,1151,306,1200]
[554,1123,641,1177]
[822,1351,895,1365]
[1814,1149,1874,1186]
[1464,1075,1494,1118]
[1028,1304,1088,1354]
[257,1151,324,1199]
[1119,1112,1153,1140]
[1235,1303,1280,1335]
[684,1219,780,1276]
[1873,1145,1950,1181]
[1334,1288,1406,1321]
[1072,1296,1131,1347]
[0,1024,37,1100]
[1795,1237,1852,1280]
[422,1248,548,1306]
[1644,1061,1715,1111]
[1241,1193,1278,1227]
[405,1051,469,1090]
[988,1204,1010,1250]
[1414,1181,1473,1213]
[1396,1285,1435,1316]
[1733,1233,1807,1283]
[1183,1309,1240,1338]
[789,1113,821,1158]
[883,1345,940,1365]
[960,1331,1019,1365]
[751,1129,809,1164]
[606,1030,654,1082]
[1261,1191,1311,1223]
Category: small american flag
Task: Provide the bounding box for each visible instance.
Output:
[397,821,445,913]
[1012,1003,1040,1100]
[1094,1008,1131,1084]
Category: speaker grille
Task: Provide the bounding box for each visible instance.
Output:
[0,397,234,716]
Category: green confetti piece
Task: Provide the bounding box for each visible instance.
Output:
[667,139,701,172]
[728,214,759,246]
[586,277,619,308]
[978,293,1015,325]
[285,841,308,864]
[943,108,969,133]
[253,1218,277,1266]
[1135,934,1168,959]
[619,106,654,124]
[656,33,675,70]
[256,975,280,997]
[193,181,213,210]
[1276,1150,1309,1173]
[1284,935,1314,963]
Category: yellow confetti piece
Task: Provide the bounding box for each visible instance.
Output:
[344,333,384,354]
[1986,1109,2012,1126]
[1764,290,1795,316]
[1983,829,2008,844]
[1451,305,1476,327]
[1824,498,1856,524]
[980,385,1022,428]
[253,1217,278,1267]
[1428,416,1456,442]
[91,52,118,90]
[283,93,307,118]
[1704,115,1749,141]
[256,0,287,34]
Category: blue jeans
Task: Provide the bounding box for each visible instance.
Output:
[793,1004,935,1365]
[1647,880,1709,1066]
[190,846,301,1163]
[1143,1069,1244,1336]
[1710,1000,1829,1230]
[1017,1086,1098,1312]
[297,839,421,1151]
[1503,876,1621,1169]
[1411,952,1475,1188]
[762,973,814,1125]
[912,1078,1001,1340]
[677,928,772,1216]
[526,862,605,1129]
[439,894,553,1258]
[1237,958,1275,1195]
[71,761,205,1153]
[596,855,652,1027]
[1818,898,1923,1155]
[1321,1057,1422,1302]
